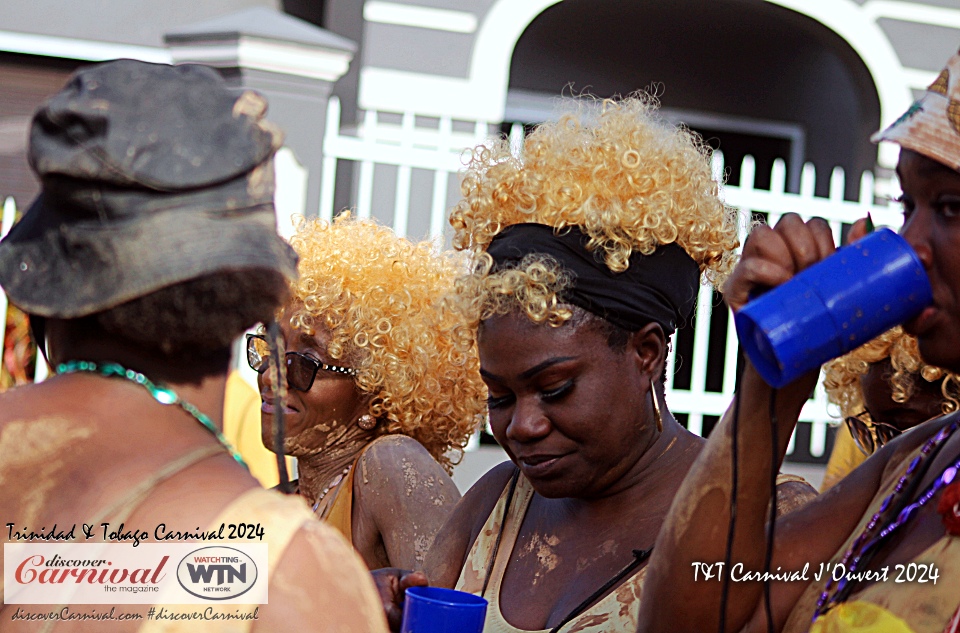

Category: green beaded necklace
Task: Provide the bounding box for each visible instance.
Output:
[57,360,247,468]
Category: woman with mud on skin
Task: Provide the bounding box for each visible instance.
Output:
[0,60,385,633]
[378,95,818,633]
[251,214,486,570]
[821,326,959,492]
[636,48,960,633]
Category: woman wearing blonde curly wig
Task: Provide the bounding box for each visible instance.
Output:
[251,214,485,570]
[820,326,958,491]
[380,96,817,633]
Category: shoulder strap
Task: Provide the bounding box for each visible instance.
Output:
[323,465,357,538]
[32,444,225,633]
[480,467,521,599]
[775,473,809,486]
[88,444,225,529]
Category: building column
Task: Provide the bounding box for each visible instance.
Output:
[165,7,356,231]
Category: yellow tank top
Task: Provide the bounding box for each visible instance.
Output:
[318,435,394,544]
[138,488,317,633]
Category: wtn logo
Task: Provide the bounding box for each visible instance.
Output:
[186,562,247,585]
[176,547,258,601]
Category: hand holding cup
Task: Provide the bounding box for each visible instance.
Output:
[724,213,837,314]
[729,214,932,388]
[371,568,429,632]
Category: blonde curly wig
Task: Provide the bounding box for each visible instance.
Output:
[823,326,960,420]
[449,95,739,328]
[285,214,486,471]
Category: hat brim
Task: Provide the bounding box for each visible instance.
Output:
[872,93,960,173]
[0,196,298,318]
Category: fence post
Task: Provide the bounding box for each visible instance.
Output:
[319,97,343,222]
[165,7,356,219]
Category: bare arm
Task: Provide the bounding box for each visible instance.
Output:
[355,435,461,570]
[369,460,515,631]
[637,215,888,632]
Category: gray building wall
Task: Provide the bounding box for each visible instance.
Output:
[867,0,960,6]
[6,0,960,206]
[344,0,960,181]
[1,0,279,47]
[878,19,960,71]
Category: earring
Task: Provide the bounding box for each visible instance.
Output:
[357,414,377,431]
[650,384,663,433]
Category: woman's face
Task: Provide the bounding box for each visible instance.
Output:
[898,149,960,373]
[477,311,660,499]
[860,359,944,433]
[258,318,369,457]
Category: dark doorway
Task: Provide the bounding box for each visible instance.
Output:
[508,0,881,200]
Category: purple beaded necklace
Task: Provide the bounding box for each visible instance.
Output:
[812,418,960,621]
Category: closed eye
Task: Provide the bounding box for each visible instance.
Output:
[541,380,574,402]
[487,393,514,410]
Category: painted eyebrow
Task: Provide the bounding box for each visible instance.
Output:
[480,356,577,382]
[294,332,333,361]
[296,330,321,347]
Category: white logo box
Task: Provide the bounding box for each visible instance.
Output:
[4,543,268,605]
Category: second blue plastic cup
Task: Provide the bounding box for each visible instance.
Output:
[400,586,488,633]
[735,228,932,388]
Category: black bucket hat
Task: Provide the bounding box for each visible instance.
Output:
[0,59,298,318]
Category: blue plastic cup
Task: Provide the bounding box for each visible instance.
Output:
[400,586,488,633]
[735,228,932,388]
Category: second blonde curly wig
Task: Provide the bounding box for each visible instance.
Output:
[285,214,486,471]
[449,95,739,329]
[823,326,960,420]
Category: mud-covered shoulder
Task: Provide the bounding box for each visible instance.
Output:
[353,434,461,570]
[355,434,458,503]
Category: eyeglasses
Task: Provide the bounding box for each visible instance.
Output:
[844,411,902,456]
[246,333,357,392]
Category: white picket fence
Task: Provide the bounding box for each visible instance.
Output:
[694,155,901,458]
[1,101,902,460]
[318,99,903,460]
[319,97,497,238]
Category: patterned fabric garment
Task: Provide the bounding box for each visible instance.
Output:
[873,48,960,173]
[455,473,646,633]
[810,601,914,633]
[783,441,960,633]
[455,472,817,633]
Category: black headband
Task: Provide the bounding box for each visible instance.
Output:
[486,223,700,335]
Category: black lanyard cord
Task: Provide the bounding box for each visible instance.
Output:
[764,389,779,633]
[720,382,744,633]
[481,468,652,633]
[548,547,653,633]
